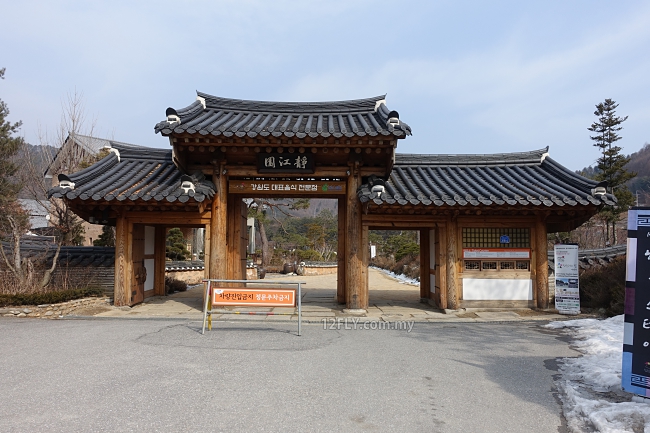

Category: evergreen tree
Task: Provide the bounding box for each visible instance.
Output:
[166,228,190,260]
[0,68,24,210]
[93,225,115,247]
[588,99,636,245]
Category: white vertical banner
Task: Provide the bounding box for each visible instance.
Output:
[554,244,580,315]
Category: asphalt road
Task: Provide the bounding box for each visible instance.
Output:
[0,317,576,433]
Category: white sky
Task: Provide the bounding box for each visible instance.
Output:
[1,0,649,171]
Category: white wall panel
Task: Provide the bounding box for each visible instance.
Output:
[462,278,532,300]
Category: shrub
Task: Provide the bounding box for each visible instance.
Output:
[371,255,396,271]
[297,249,323,261]
[578,257,626,316]
[165,277,187,294]
[0,287,105,307]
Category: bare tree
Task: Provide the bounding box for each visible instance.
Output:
[2,90,98,290]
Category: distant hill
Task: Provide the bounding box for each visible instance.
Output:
[578,142,650,204]
[288,198,338,218]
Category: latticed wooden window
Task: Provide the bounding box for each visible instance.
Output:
[516,261,530,271]
[500,261,515,270]
[482,261,497,270]
[465,261,480,270]
[462,228,530,248]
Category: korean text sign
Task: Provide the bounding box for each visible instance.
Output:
[212,288,296,307]
[623,208,650,397]
[554,244,580,315]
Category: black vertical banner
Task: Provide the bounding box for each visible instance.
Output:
[633,222,650,380]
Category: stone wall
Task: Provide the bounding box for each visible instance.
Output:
[299,264,337,276]
[0,297,111,318]
[165,270,204,285]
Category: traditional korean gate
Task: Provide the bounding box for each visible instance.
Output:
[131,224,146,304]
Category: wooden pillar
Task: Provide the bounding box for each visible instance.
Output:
[345,171,366,310]
[438,223,447,309]
[204,223,211,280]
[337,197,346,304]
[210,169,228,281]
[114,212,129,306]
[420,229,430,301]
[361,224,369,307]
[535,215,549,309]
[227,195,237,280]
[446,217,458,310]
[153,226,166,296]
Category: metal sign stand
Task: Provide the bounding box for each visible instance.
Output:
[201,279,304,336]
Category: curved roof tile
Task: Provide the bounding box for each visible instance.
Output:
[48,141,215,204]
[358,148,615,208]
[155,92,412,138]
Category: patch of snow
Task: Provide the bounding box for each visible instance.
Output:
[546,315,650,432]
[370,266,420,286]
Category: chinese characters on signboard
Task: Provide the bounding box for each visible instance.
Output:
[257,153,314,174]
[554,244,580,315]
[623,208,650,397]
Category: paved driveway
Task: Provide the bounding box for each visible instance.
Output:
[0,317,575,432]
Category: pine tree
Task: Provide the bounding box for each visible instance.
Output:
[0,68,24,209]
[93,225,115,247]
[588,99,636,245]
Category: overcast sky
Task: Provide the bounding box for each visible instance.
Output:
[1,0,649,171]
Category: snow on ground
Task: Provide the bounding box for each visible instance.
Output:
[370,266,420,286]
[546,315,650,432]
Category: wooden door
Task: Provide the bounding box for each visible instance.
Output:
[131,224,146,305]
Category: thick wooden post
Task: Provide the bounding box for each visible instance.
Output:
[227,195,238,280]
[420,229,430,301]
[204,223,211,280]
[446,217,458,310]
[535,215,549,309]
[361,224,369,307]
[210,169,228,281]
[336,197,346,304]
[438,223,447,309]
[345,171,366,311]
[153,226,166,296]
[114,212,129,306]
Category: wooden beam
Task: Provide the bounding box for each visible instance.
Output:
[535,214,549,309]
[446,217,458,310]
[337,197,346,304]
[113,212,129,306]
[154,226,166,296]
[345,172,366,310]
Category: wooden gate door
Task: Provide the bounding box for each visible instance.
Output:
[131,224,146,305]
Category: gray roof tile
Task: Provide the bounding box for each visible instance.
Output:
[359,148,616,208]
[48,141,215,204]
[155,92,412,139]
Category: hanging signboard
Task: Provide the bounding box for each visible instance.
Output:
[462,248,530,259]
[554,244,580,315]
[257,153,314,174]
[622,207,650,398]
[229,180,345,195]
